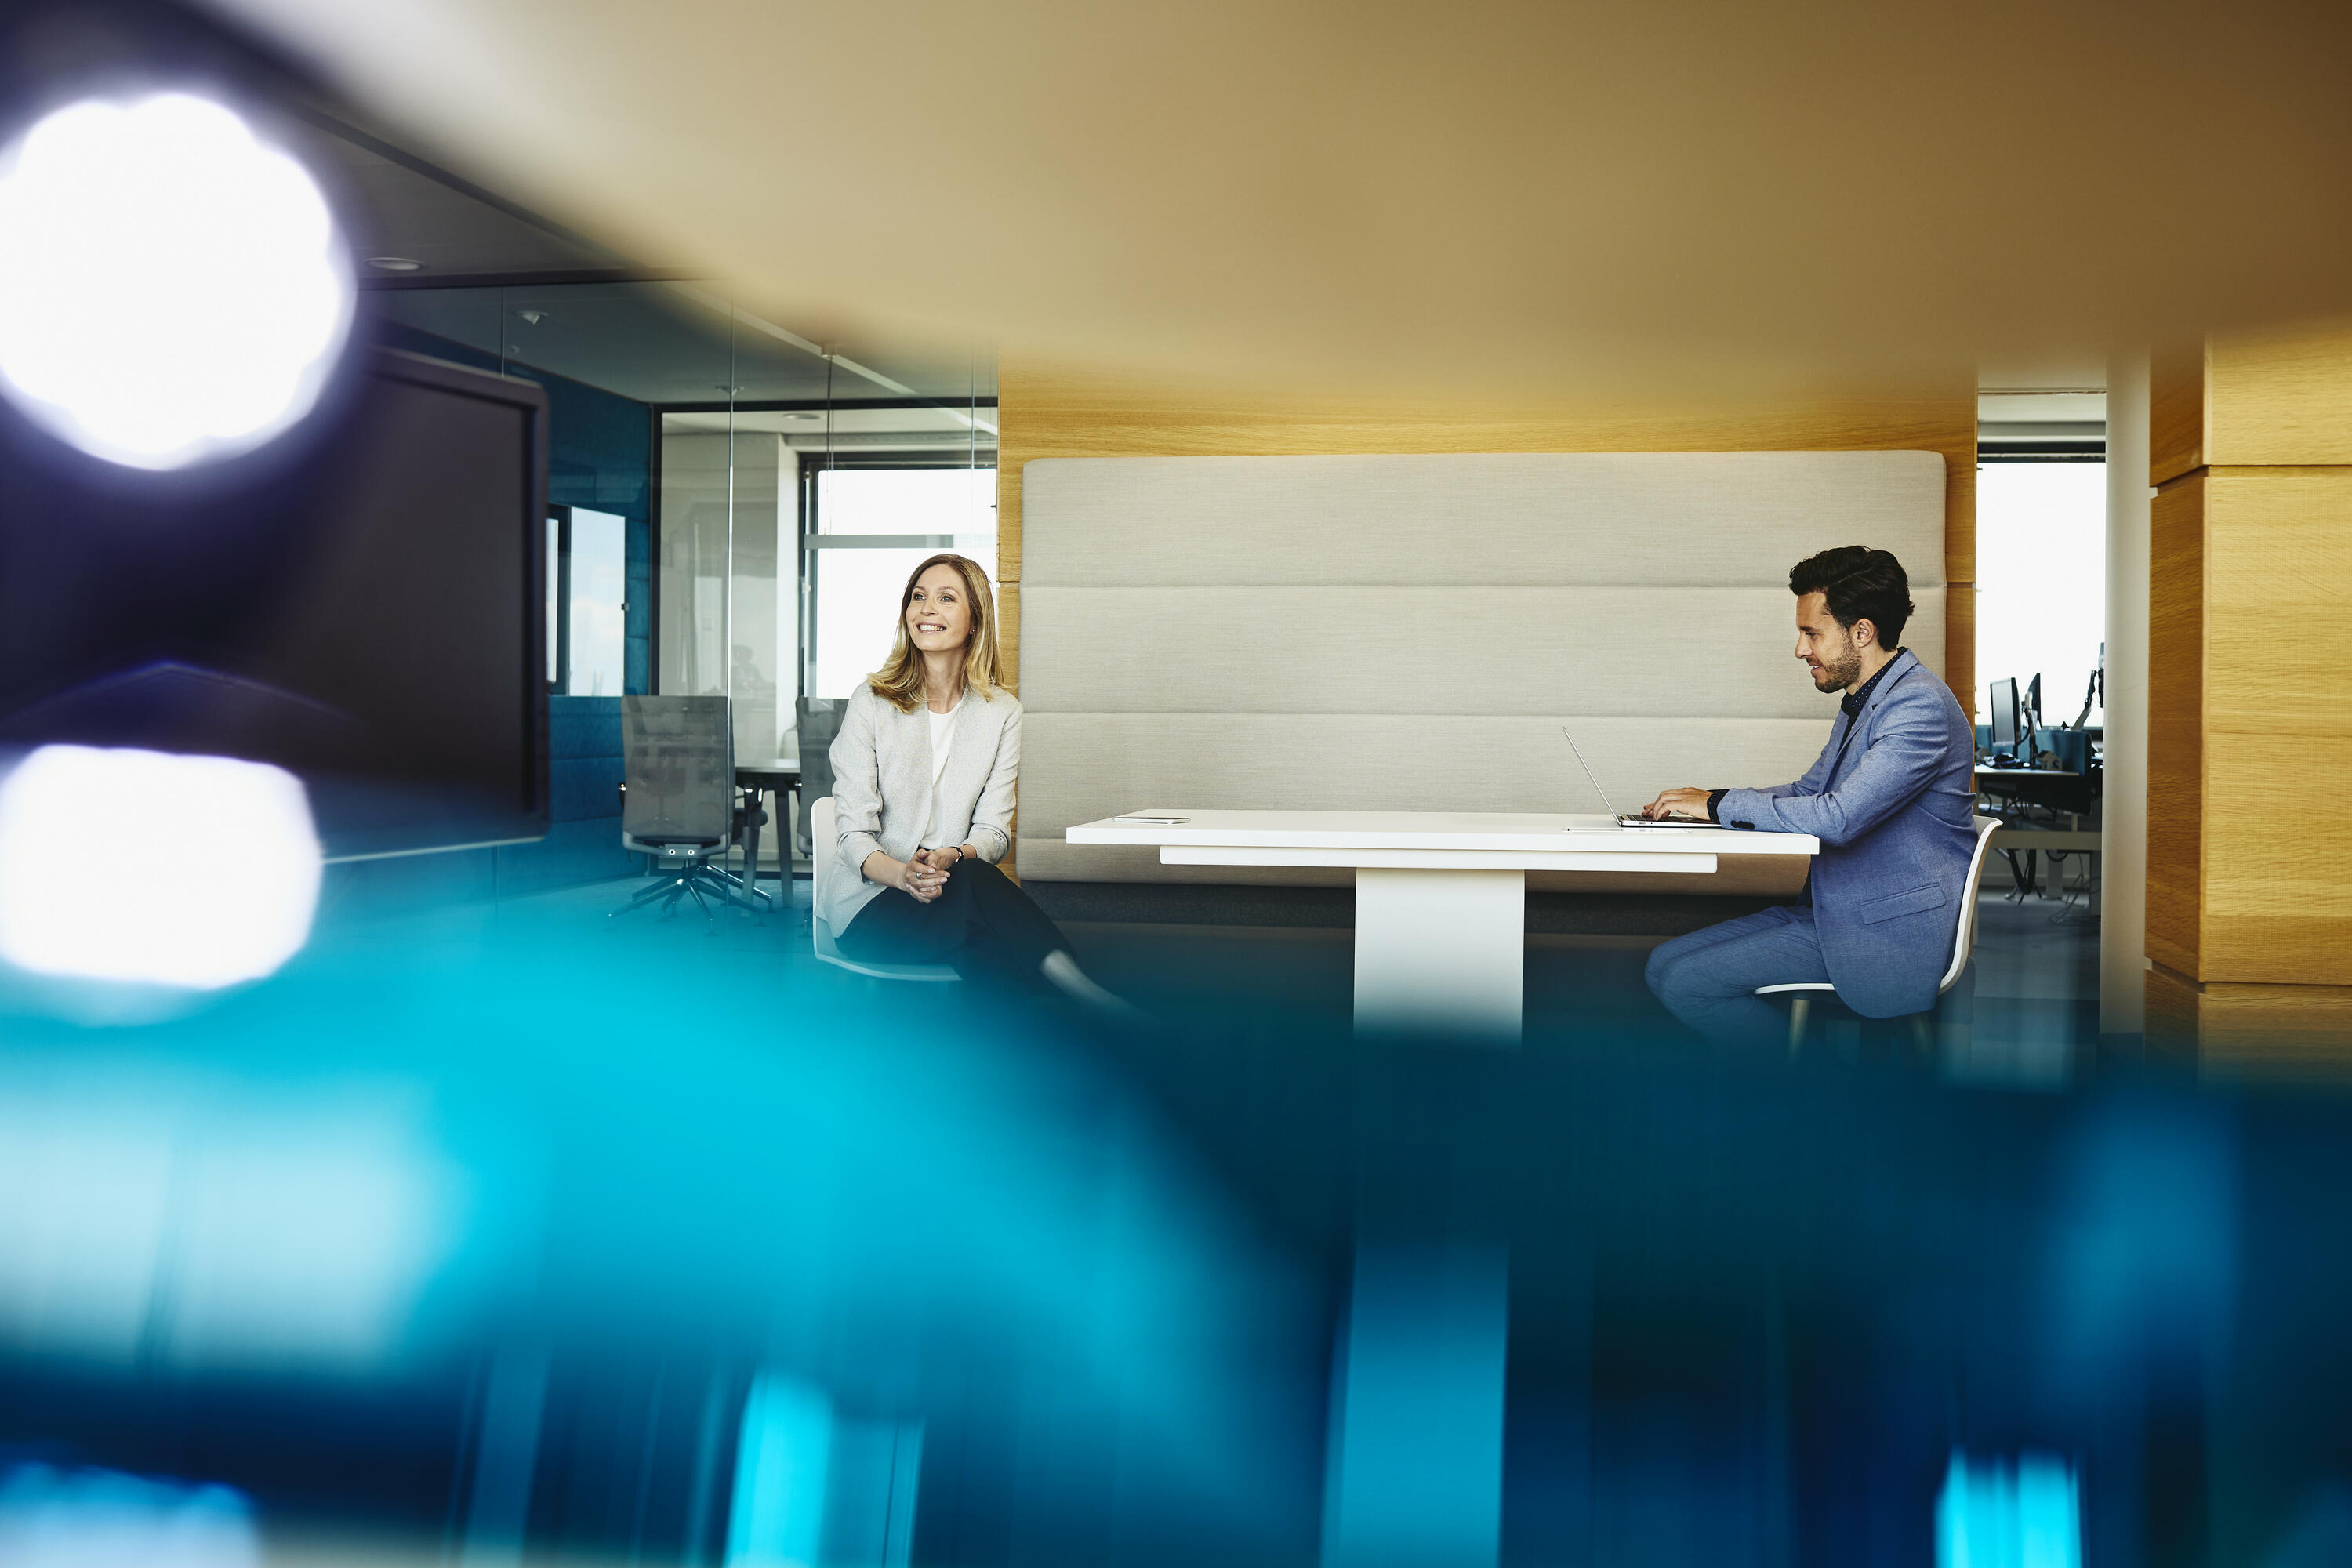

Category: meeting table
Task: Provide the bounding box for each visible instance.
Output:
[1065,809,1820,1043]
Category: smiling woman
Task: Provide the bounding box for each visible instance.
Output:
[818,554,1137,1016]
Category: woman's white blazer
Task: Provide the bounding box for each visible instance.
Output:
[821,682,1019,931]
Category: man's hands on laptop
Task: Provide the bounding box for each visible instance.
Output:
[1642,786,1712,822]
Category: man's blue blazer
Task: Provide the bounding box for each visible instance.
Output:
[1715,649,1978,1017]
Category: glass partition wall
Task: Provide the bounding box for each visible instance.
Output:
[359,278,995,865]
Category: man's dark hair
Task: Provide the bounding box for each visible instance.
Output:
[1789,546,1912,647]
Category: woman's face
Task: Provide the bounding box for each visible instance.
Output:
[905,564,973,656]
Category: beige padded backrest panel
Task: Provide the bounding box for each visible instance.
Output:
[1018,451,1947,883]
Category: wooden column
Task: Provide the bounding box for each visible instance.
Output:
[2146,321,2352,1065]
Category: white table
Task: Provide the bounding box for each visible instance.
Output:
[1065,809,1820,1042]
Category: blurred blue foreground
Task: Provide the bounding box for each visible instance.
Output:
[0,879,2347,1568]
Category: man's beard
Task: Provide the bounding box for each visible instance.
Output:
[1813,648,1862,691]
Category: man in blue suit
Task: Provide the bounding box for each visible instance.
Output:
[1642,546,1977,1045]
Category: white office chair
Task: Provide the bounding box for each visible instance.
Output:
[808,795,960,983]
[1758,814,2004,1052]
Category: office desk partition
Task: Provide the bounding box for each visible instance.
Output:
[1067,809,1819,1043]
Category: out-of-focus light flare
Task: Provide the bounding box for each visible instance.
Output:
[1936,1453,2080,1568]
[0,1465,260,1568]
[725,1373,924,1568]
[0,746,321,989]
[0,93,352,469]
[0,1083,462,1370]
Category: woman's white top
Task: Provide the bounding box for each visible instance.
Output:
[821,683,1021,932]
[923,706,955,847]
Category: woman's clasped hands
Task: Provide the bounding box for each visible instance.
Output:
[897,844,964,904]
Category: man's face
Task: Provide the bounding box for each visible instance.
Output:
[1795,590,1865,693]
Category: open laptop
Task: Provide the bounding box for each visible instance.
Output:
[1561,726,1718,829]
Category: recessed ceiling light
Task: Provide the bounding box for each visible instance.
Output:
[365,256,423,271]
[785,412,820,423]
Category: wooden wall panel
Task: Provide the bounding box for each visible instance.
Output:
[2145,477,2206,977]
[2147,964,2352,1073]
[2200,469,2352,982]
[2148,323,2352,486]
[1944,578,1975,725]
[2207,319,2352,467]
[2144,319,2352,1026]
[2149,340,2209,487]
[996,359,1978,710]
[996,579,1021,692]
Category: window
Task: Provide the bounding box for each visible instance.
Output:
[1975,463,2104,730]
[807,466,996,699]
[547,506,628,696]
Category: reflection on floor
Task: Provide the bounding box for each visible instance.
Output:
[1069,884,2106,1062]
[379,870,2105,1071]
[1962,886,2103,1071]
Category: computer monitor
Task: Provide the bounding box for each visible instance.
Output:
[0,349,551,859]
[2024,673,2043,736]
[1988,677,2021,753]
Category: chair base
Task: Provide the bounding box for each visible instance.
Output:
[612,859,771,924]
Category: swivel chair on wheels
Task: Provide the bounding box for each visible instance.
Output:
[612,695,770,923]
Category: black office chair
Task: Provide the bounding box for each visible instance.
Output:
[612,695,770,923]
[793,697,846,858]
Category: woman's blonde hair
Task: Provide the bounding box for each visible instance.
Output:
[866,552,1006,713]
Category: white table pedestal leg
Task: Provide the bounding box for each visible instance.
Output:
[1352,868,1525,1043]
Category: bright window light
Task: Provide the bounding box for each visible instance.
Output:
[1976,463,2107,727]
[0,93,352,469]
[566,506,629,696]
[811,467,996,698]
[0,746,321,989]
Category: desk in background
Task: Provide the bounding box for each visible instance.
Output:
[735,758,800,885]
[1974,763,2099,822]
[1068,809,1818,1043]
